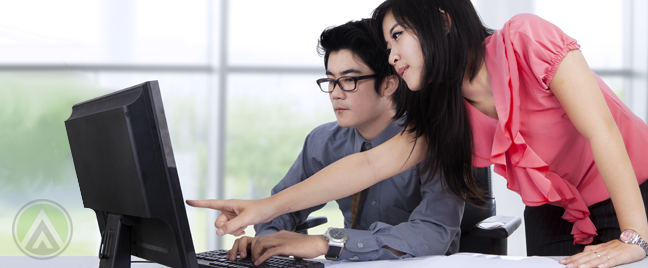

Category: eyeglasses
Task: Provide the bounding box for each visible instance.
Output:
[316,74,377,93]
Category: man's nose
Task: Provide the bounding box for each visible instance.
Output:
[329,83,346,99]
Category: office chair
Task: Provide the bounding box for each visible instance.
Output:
[295,216,327,234]
[458,166,521,255]
[294,166,521,255]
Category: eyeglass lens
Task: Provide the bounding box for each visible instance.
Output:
[320,77,356,92]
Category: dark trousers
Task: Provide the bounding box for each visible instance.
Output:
[524,180,648,256]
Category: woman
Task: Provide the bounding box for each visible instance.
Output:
[188,0,648,267]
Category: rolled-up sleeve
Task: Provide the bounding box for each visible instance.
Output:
[339,174,465,261]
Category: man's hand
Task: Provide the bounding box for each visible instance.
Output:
[237,231,329,266]
[226,236,255,260]
[186,198,276,236]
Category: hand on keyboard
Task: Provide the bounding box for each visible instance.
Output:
[229,230,329,266]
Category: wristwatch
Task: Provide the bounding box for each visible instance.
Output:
[323,227,347,260]
[619,229,648,255]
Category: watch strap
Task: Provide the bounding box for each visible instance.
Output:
[637,238,648,255]
[325,245,342,260]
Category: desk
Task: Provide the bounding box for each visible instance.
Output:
[319,254,648,268]
[1,254,647,268]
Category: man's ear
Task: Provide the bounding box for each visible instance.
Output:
[381,75,399,98]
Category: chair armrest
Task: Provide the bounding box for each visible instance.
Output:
[467,215,521,238]
[294,216,328,234]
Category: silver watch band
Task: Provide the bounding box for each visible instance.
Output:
[637,239,648,255]
[626,230,648,255]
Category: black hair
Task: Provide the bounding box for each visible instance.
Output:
[318,19,400,102]
[371,0,494,201]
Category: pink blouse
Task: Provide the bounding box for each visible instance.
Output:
[469,14,648,244]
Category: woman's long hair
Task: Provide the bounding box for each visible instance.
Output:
[371,0,493,201]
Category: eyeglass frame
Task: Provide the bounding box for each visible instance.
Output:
[316,74,378,93]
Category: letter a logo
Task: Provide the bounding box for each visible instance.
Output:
[13,200,73,259]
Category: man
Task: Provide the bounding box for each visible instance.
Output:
[225,19,464,264]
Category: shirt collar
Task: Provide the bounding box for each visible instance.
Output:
[352,117,405,153]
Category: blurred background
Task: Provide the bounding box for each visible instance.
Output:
[0,0,646,259]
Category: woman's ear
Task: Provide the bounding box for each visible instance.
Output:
[440,9,452,34]
[381,75,399,98]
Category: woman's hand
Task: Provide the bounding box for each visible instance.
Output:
[186,198,276,236]
[560,239,646,268]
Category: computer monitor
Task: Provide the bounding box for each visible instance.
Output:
[65,81,199,268]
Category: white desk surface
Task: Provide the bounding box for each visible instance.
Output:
[1,254,647,268]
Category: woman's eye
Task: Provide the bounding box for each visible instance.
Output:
[386,48,392,54]
[391,31,402,40]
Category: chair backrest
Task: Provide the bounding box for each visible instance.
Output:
[460,166,495,234]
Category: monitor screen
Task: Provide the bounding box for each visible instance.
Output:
[65,81,199,268]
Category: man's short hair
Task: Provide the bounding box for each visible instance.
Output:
[318,19,400,101]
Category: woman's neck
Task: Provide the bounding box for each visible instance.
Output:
[462,62,498,120]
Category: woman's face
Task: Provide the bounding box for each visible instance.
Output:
[382,11,426,91]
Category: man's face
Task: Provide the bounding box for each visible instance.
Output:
[326,49,391,130]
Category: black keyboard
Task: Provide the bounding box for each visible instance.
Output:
[196,249,324,268]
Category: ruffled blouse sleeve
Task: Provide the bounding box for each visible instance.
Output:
[507,13,581,89]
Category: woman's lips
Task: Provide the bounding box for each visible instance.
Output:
[397,66,409,77]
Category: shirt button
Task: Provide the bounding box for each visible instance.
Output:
[357,242,364,248]
[371,201,376,206]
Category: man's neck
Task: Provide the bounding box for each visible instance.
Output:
[355,108,396,142]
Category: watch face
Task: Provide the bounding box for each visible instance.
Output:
[620,229,635,243]
[329,228,346,239]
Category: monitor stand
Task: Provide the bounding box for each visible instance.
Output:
[98,213,133,268]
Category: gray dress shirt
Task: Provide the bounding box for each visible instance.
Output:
[254,119,464,261]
